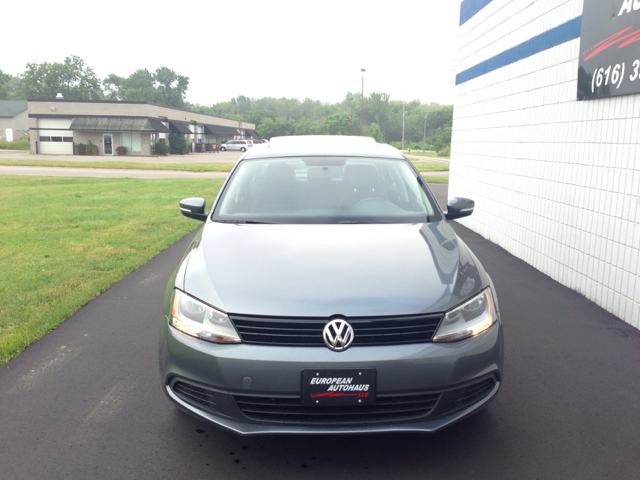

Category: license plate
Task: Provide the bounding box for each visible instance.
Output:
[301,369,376,406]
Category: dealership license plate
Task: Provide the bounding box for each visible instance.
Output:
[301,369,376,406]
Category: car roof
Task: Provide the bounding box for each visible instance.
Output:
[242,135,405,160]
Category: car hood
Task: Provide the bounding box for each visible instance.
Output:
[183,222,483,317]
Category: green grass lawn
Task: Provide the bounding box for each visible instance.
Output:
[0,158,233,172]
[404,151,450,160]
[0,176,223,365]
[422,175,449,184]
[0,158,446,173]
[412,161,449,172]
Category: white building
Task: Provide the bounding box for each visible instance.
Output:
[28,100,256,156]
[450,0,639,329]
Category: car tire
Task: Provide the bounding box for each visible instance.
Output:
[241,147,246,152]
[221,147,227,151]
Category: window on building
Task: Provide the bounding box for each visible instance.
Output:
[121,133,141,151]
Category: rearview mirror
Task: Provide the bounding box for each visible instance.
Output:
[445,197,474,220]
[180,197,208,221]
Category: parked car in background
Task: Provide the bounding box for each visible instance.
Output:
[160,135,503,435]
[220,140,252,152]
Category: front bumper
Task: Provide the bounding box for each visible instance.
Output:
[159,316,503,435]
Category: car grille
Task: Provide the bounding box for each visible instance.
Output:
[435,377,496,417]
[234,391,441,425]
[172,381,217,413]
[229,313,444,347]
[453,377,495,410]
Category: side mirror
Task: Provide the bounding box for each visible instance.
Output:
[445,197,474,220]
[180,197,208,221]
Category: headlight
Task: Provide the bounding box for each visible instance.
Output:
[433,288,496,342]
[169,289,241,343]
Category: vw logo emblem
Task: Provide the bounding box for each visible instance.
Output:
[323,319,354,351]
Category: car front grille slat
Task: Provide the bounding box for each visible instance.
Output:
[455,378,495,405]
[436,377,496,417]
[234,392,440,425]
[230,313,443,347]
[173,381,217,412]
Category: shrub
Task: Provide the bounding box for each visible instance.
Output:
[115,146,127,156]
[85,140,99,156]
[153,140,169,156]
[0,137,30,150]
[75,143,87,155]
[437,146,450,157]
[168,133,190,155]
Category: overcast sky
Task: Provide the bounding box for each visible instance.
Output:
[3,0,460,106]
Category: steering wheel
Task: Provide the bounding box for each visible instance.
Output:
[350,197,382,209]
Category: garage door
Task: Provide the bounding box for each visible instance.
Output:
[38,119,74,155]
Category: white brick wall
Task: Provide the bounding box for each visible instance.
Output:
[451,0,640,329]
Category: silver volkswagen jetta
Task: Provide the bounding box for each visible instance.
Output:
[159,135,503,434]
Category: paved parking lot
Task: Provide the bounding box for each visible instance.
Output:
[0,184,638,479]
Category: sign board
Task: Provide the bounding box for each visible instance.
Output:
[5,128,13,142]
[577,0,640,100]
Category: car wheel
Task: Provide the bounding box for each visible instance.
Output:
[241,147,246,152]
[221,147,226,151]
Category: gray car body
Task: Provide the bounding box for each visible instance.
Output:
[159,137,503,435]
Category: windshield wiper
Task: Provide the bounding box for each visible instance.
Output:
[214,219,275,224]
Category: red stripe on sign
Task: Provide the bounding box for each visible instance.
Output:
[310,392,359,398]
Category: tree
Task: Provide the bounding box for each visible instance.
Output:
[154,67,189,108]
[245,109,276,126]
[321,112,351,135]
[202,93,452,144]
[294,118,320,135]
[103,67,189,108]
[363,122,385,142]
[257,118,277,138]
[0,70,19,99]
[340,92,366,136]
[235,95,252,115]
[424,105,453,140]
[433,125,452,151]
[168,133,190,155]
[184,102,211,114]
[365,92,390,137]
[18,55,103,100]
[104,69,156,102]
[257,117,295,139]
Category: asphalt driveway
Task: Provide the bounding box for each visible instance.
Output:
[0,184,638,479]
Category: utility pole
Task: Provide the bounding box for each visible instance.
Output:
[424,115,427,151]
[401,93,405,150]
[360,69,365,136]
[350,97,353,135]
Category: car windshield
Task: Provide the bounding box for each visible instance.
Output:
[212,157,441,224]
